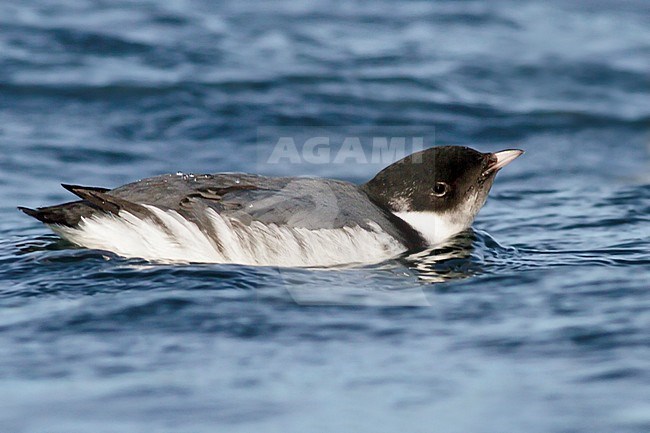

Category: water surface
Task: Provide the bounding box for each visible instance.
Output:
[1,1,649,432]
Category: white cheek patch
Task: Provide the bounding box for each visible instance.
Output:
[394,211,469,246]
[51,205,406,267]
[394,188,486,246]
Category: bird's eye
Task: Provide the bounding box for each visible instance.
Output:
[432,182,448,197]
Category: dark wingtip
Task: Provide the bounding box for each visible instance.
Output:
[18,206,39,217]
[61,183,85,194]
[18,206,49,223]
[60,184,121,214]
[61,183,111,194]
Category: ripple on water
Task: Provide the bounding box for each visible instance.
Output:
[1,1,650,432]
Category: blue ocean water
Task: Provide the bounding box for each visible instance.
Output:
[1,0,649,432]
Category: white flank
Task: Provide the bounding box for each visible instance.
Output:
[394,211,468,246]
[52,205,406,267]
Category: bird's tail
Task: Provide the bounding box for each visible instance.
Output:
[18,184,141,227]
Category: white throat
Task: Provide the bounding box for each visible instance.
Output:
[394,211,470,246]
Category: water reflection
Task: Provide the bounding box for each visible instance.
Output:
[401,230,478,283]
